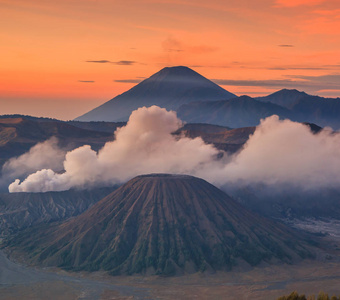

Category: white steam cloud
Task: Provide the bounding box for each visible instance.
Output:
[206,116,340,189]
[8,106,340,193]
[9,106,219,192]
[2,137,66,180]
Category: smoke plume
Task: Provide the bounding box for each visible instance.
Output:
[205,115,340,189]
[8,106,340,193]
[9,106,219,192]
[2,137,66,182]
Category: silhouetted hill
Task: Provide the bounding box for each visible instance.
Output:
[174,124,255,153]
[0,117,115,167]
[257,89,340,129]
[75,66,236,122]
[67,121,126,133]
[302,122,322,134]
[177,96,292,128]
[3,174,313,275]
[256,89,308,109]
[291,95,340,129]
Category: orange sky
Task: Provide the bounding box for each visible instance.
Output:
[1,0,340,120]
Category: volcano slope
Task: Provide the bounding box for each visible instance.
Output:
[0,187,116,238]
[3,174,314,276]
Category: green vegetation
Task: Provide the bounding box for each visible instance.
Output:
[278,291,340,300]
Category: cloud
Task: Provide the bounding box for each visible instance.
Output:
[2,137,66,182]
[86,60,111,63]
[78,80,95,83]
[205,115,340,189]
[287,74,340,91]
[162,37,183,52]
[268,66,329,70]
[300,16,340,35]
[213,74,340,93]
[113,60,136,65]
[9,106,219,192]
[278,44,294,47]
[324,64,340,68]
[275,0,327,7]
[161,37,217,54]
[8,107,340,193]
[86,60,136,65]
[166,49,184,52]
[114,79,143,83]
[313,9,340,16]
[294,7,340,36]
[213,79,298,87]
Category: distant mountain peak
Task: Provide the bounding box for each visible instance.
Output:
[75,66,236,122]
[156,65,196,73]
[151,66,206,78]
[273,88,308,96]
[143,66,219,86]
[256,88,309,109]
[236,95,254,101]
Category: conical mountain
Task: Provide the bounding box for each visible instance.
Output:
[4,174,313,275]
[75,66,236,122]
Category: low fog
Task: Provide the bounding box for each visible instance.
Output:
[6,105,340,193]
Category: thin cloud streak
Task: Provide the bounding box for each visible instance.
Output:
[114,79,143,83]
[86,60,111,63]
[213,74,340,93]
[114,60,136,65]
[275,0,327,7]
[86,60,136,65]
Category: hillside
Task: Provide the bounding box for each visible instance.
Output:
[0,187,116,237]
[256,89,309,109]
[75,66,236,122]
[3,174,313,275]
[0,117,115,167]
[177,96,292,128]
[257,89,340,129]
[174,124,255,153]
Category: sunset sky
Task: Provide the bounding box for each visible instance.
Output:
[1,0,340,120]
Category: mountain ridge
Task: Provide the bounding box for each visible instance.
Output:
[177,95,292,128]
[75,66,236,122]
[256,89,309,109]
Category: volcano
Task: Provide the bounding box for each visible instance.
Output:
[75,66,236,122]
[4,174,313,275]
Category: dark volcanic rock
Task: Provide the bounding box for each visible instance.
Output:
[3,174,313,275]
[0,187,116,237]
